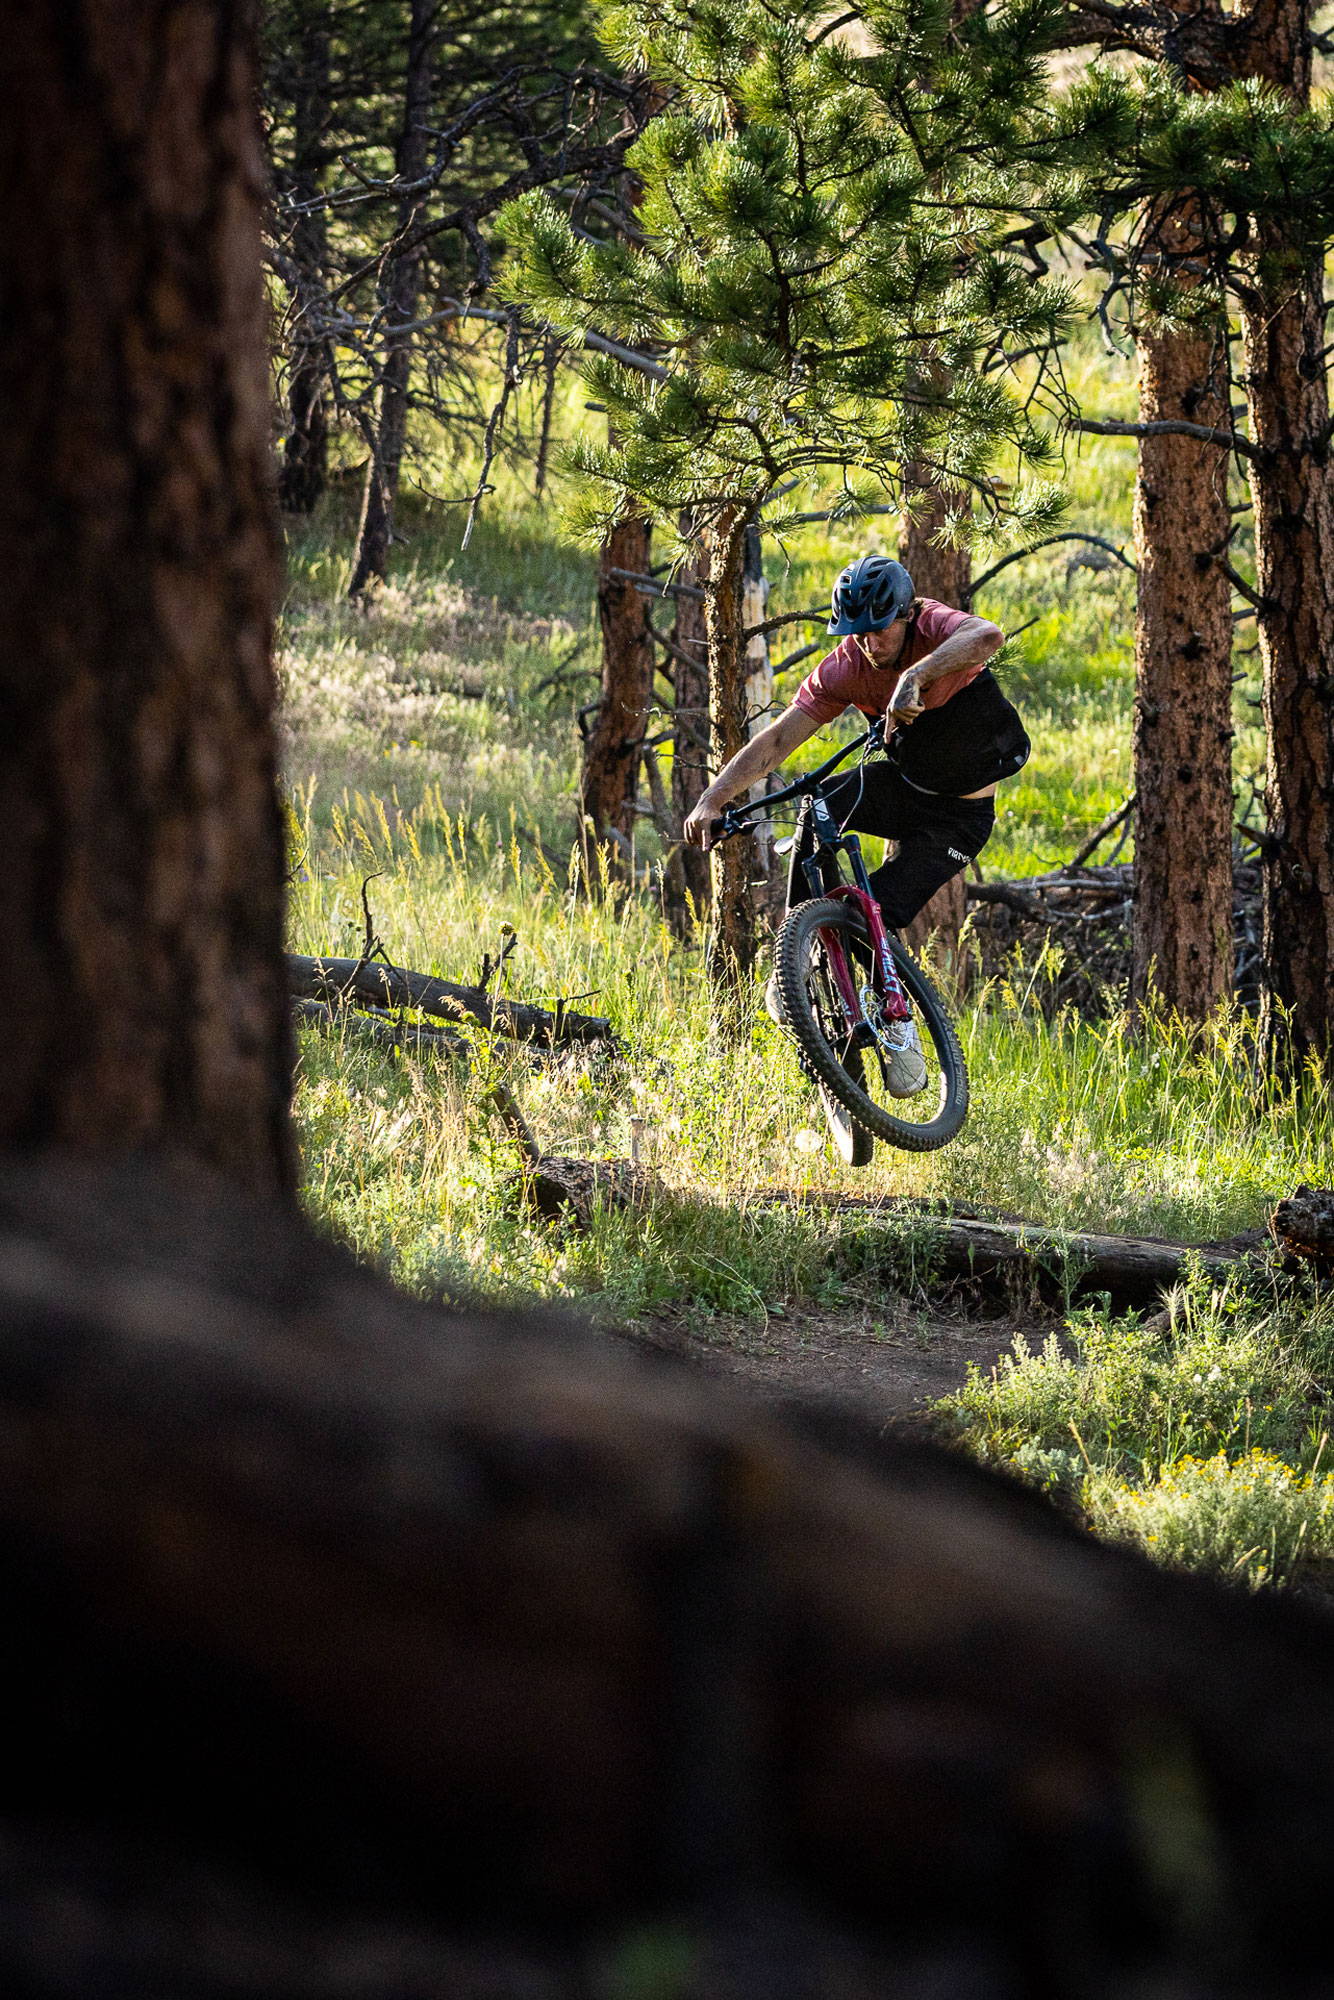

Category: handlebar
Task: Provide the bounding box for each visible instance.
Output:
[708,720,884,841]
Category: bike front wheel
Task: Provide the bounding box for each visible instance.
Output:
[773,898,969,1154]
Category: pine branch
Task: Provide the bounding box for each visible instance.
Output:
[610,568,705,601]
[1074,417,1267,462]
[744,605,826,642]
[966,534,1138,602]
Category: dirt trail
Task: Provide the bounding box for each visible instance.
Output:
[626,1295,1034,1428]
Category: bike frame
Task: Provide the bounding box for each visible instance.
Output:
[716,728,911,1027]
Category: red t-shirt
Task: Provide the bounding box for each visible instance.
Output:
[793,599,983,731]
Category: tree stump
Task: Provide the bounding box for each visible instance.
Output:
[1271,1185,1334,1272]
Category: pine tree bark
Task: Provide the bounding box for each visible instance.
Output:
[277,6,332,516]
[580,516,654,862]
[1240,243,1334,1065]
[0,0,293,1190]
[1228,0,1334,1064]
[742,520,778,909]
[704,510,756,1023]
[669,538,711,929]
[901,479,971,981]
[1130,245,1234,1017]
[348,0,434,597]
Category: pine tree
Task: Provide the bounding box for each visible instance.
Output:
[501,0,1113,1022]
[1073,43,1334,1063]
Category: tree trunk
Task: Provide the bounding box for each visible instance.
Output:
[580,517,654,863]
[669,537,711,930]
[1232,4,1334,1065]
[348,0,434,597]
[741,520,780,915]
[1130,260,1234,1018]
[901,477,972,982]
[902,475,971,610]
[276,7,332,516]
[0,0,292,1192]
[704,510,756,1023]
[1240,246,1334,1066]
[8,1161,1334,1994]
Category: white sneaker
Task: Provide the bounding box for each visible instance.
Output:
[763,972,790,1031]
[884,1017,928,1097]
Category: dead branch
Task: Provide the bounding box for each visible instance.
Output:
[610,567,706,602]
[964,851,1264,1014]
[1074,416,1266,461]
[1069,796,1136,869]
[293,997,467,1059]
[288,954,618,1049]
[964,534,1137,604]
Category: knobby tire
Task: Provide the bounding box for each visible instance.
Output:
[774,898,969,1154]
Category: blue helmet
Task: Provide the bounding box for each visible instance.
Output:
[828,554,915,636]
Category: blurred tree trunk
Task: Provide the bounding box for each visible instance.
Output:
[901,477,972,984]
[704,509,757,1027]
[581,516,654,868]
[277,5,332,515]
[8,1162,1334,1995]
[668,535,711,931]
[348,0,434,597]
[0,0,292,1191]
[1130,244,1234,1018]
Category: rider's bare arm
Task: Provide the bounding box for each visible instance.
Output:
[889,616,1004,721]
[683,703,824,849]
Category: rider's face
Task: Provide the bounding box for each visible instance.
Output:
[856,621,904,666]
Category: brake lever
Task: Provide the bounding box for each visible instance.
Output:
[710,810,752,843]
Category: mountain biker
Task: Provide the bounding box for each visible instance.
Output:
[683,553,1030,1086]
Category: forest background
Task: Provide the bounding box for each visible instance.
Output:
[265,0,1334,1590]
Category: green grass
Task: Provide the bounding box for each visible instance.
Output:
[281,323,1331,1591]
[939,1264,1334,1591]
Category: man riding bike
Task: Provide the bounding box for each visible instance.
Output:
[683,553,1030,1090]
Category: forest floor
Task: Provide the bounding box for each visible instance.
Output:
[624,1293,1026,1423]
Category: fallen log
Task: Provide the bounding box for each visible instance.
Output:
[896,1209,1246,1308]
[288,953,617,1049]
[757,1191,1255,1310]
[5,1160,1334,1996]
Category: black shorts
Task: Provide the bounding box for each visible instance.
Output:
[787,761,995,931]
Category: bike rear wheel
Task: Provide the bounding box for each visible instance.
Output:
[774,898,968,1154]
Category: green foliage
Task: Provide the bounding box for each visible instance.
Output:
[941,1261,1334,1590]
[1124,76,1334,262]
[941,1264,1319,1480]
[498,0,1127,548]
[1086,1451,1334,1592]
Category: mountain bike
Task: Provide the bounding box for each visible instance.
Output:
[712,725,969,1161]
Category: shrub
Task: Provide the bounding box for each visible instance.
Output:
[1085,1450,1334,1592]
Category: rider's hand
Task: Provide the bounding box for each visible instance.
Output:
[684,792,726,849]
[888,667,926,725]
